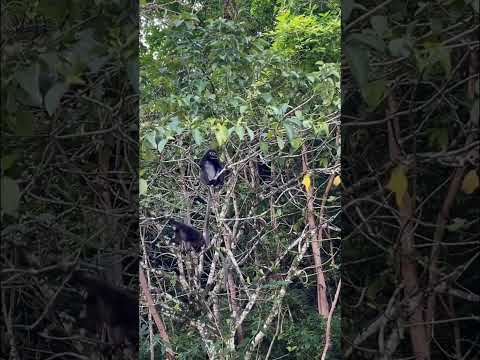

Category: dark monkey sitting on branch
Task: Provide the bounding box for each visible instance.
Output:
[167,149,226,251]
[70,271,139,352]
[199,149,226,186]
[199,149,227,246]
[169,219,208,251]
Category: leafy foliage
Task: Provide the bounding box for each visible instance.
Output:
[270,9,340,69]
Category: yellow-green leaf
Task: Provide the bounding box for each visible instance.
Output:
[386,165,408,207]
[302,173,312,192]
[427,127,448,151]
[1,154,17,171]
[333,175,341,187]
[461,170,479,194]
[215,124,229,146]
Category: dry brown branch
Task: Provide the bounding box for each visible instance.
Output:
[140,268,175,360]
[321,279,341,360]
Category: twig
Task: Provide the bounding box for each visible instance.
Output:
[320,279,341,360]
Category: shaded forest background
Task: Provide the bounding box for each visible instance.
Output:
[342,0,479,359]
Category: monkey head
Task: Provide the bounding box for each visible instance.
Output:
[206,149,219,159]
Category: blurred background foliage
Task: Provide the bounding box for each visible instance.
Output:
[342,0,479,359]
[2,0,138,358]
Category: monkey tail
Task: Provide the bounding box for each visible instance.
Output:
[202,188,212,246]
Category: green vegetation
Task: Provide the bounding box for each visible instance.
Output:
[140,0,341,358]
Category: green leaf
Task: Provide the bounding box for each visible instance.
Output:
[386,165,408,208]
[246,127,255,141]
[16,64,42,106]
[235,125,245,140]
[262,93,273,104]
[16,112,33,136]
[1,154,17,171]
[1,154,17,172]
[194,80,208,93]
[215,124,229,146]
[371,16,387,36]
[168,117,184,134]
[389,38,411,57]
[461,170,479,194]
[239,105,248,114]
[315,121,329,136]
[349,33,385,53]
[306,74,317,83]
[425,42,451,75]
[1,176,21,217]
[260,142,269,154]
[446,218,466,232]
[144,131,157,149]
[192,128,204,145]
[283,122,295,140]
[157,139,168,153]
[362,79,387,108]
[280,103,289,115]
[64,75,84,86]
[302,119,312,129]
[288,117,302,127]
[290,138,302,150]
[277,136,286,150]
[45,82,67,116]
[427,128,448,151]
[345,43,369,87]
[139,178,148,196]
[39,53,59,73]
[406,20,419,37]
[319,157,329,168]
[174,19,184,27]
